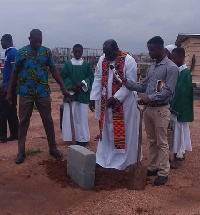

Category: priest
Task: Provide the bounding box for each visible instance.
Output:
[89,39,139,170]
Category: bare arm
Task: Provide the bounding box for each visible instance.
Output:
[6,70,19,105]
[50,66,71,99]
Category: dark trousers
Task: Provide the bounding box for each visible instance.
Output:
[0,90,18,140]
[18,96,57,154]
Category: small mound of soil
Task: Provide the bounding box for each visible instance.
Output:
[39,159,127,191]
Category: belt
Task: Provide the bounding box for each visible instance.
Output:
[147,103,168,107]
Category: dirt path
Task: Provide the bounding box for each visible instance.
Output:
[0,81,200,215]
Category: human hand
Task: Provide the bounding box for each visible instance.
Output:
[106,97,118,108]
[89,100,95,112]
[71,86,81,92]
[138,94,150,105]
[76,82,85,89]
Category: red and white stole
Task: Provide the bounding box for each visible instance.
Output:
[100,50,127,152]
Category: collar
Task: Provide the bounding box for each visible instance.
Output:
[71,57,83,66]
[6,46,15,51]
[154,56,168,66]
[179,63,187,73]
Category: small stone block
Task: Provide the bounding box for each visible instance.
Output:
[67,163,95,189]
[67,145,96,189]
[67,145,96,172]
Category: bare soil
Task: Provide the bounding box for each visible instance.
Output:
[0,80,200,215]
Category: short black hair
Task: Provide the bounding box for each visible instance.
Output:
[73,44,83,51]
[104,39,118,51]
[30,29,42,37]
[147,36,164,46]
[2,34,12,42]
[172,47,185,57]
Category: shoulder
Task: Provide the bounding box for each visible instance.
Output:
[98,54,105,64]
[41,46,52,53]
[83,61,91,67]
[64,60,72,67]
[125,54,136,63]
[181,68,192,77]
[166,59,179,73]
[166,58,178,69]
[182,68,191,73]
[17,46,26,53]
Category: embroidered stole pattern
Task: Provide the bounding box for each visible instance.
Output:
[100,50,127,151]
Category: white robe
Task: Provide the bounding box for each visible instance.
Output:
[62,58,90,143]
[90,54,140,170]
[170,64,192,158]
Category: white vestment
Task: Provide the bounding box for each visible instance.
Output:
[62,58,90,142]
[170,64,192,158]
[90,54,140,170]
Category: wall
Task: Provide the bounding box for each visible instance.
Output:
[181,38,200,83]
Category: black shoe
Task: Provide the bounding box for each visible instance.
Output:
[154,176,168,186]
[147,169,158,176]
[174,153,185,161]
[7,136,18,141]
[0,139,7,143]
[50,148,62,158]
[15,153,26,164]
[76,141,88,146]
[170,160,181,169]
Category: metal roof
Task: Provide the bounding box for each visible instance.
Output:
[175,34,200,47]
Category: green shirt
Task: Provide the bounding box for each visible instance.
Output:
[170,68,194,122]
[60,60,94,104]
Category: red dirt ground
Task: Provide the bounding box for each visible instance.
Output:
[0,80,200,215]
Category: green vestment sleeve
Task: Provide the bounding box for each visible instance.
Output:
[60,61,73,91]
[83,62,94,91]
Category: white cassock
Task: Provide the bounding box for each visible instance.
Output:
[170,115,192,158]
[90,54,139,170]
[62,58,90,143]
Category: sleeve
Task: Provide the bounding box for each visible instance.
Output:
[148,66,179,101]
[81,63,94,92]
[13,50,23,72]
[47,48,56,67]
[60,62,73,91]
[7,50,16,64]
[90,57,103,100]
[114,55,137,102]
[125,70,149,93]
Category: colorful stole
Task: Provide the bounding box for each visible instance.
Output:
[100,50,127,152]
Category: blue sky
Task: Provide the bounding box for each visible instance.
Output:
[0,0,198,53]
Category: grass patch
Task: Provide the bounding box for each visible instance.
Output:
[26,149,42,156]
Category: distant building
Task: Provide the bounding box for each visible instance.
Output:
[52,47,102,71]
[175,34,200,83]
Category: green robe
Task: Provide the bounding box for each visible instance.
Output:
[170,68,194,122]
[60,61,94,104]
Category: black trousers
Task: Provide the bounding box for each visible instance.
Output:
[0,89,19,140]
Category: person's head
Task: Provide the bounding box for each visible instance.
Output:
[29,29,42,50]
[1,34,13,49]
[147,36,165,60]
[72,44,83,60]
[170,48,185,67]
[165,44,177,59]
[103,39,119,61]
